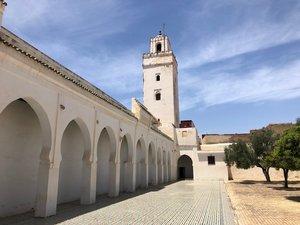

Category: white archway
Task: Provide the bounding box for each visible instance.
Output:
[0,98,51,217]
[135,138,147,189]
[148,142,156,185]
[57,118,91,204]
[119,135,131,192]
[178,155,193,179]
[96,127,116,195]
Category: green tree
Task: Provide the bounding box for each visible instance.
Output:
[224,144,235,180]
[250,129,278,182]
[269,125,300,188]
[224,140,254,169]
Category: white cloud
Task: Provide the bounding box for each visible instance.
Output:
[4,0,140,40]
[180,60,300,111]
[34,41,142,96]
[3,0,142,99]
[4,0,49,29]
[180,0,300,69]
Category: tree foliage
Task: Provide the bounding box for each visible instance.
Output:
[268,125,300,188]
[250,129,278,182]
[224,141,254,169]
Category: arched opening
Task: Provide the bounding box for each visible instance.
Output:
[177,155,193,180]
[156,43,162,52]
[157,149,163,184]
[135,138,147,189]
[148,142,156,185]
[119,135,130,192]
[57,119,90,204]
[0,99,51,216]
[96,127,116,195]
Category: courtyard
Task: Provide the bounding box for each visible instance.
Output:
[226,180,300,225]
[0,181,236,225]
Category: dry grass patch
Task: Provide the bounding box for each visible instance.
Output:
[226,180,300,225]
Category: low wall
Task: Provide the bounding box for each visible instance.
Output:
[231,167,300,181]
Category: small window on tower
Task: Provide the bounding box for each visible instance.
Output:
[156,43,162,52]
[155,92,161,101]
[156,74,160,81]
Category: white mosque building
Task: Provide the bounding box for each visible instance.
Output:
[0,1,228,218]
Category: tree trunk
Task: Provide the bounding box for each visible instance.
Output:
[227,165,233,180]
[261,167,271,182]
[283,169,289,188]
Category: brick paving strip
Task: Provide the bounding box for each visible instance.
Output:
[0,181,236,225]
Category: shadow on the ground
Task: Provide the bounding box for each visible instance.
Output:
[0,181,176,225]
[233,180,300,186]
[270,186,300,191]
[286,196,300,202]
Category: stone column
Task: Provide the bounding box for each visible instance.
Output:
[161,164,164,183]
[127,162,136,192]
[109,161,120,197]
[81,161,97,205]
[35,160,60,217]
[154,163,158,185]
[145,162,149,188]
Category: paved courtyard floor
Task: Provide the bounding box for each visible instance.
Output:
[0,181,236,225]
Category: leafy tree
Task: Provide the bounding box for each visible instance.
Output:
[224,140,254,169]
[250,129,278,182]
[224,144,235,180]
[224,145,235,167]
[268,125,300,188]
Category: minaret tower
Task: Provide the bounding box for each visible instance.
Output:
[0,1,7,26]
[143,31,180,138]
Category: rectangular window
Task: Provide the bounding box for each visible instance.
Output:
[156,73,161,81]
[208,156,215,165]
[182,131,187,137]
[155,92,161,101]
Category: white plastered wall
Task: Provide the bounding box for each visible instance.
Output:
[0,38,176,218]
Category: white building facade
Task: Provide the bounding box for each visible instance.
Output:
[0,1,232,219]
[0,2,178,218]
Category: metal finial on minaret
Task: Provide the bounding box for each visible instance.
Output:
[162,23,166,35]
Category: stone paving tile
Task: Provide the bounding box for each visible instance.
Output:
[0,181,236,225]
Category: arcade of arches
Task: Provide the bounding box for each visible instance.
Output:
[0,99,174,217]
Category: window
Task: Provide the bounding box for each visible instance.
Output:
[156,43,162,52]
[207,156,215,165]
[155,92,161,101]
[182,131,187,137]
[156,74,160,81]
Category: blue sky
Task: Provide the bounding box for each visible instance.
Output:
[3,0,300,134]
